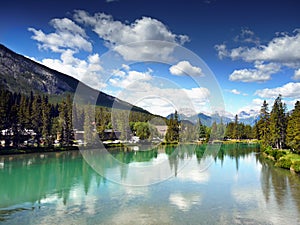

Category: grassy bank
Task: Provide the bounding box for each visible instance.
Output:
[262,146,300,173]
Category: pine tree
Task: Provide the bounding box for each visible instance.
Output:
[31,95,42,146]
[83,104,95,145]
[270,95,287,149]
[0,90,9,145]
[225,122,235,139]
[41,96,51,146]
[217,118,225,140]
[65,94,74,145]
[286,101,300,152]
[197,118,206,140]
[210,121,218,140]
[258,100,271,146]
[233,114,239,140]
[58,95,74,146]
[165,111,180,142]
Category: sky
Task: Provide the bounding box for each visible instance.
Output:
[1,0,300,118]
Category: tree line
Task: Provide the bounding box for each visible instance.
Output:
[254,95,300,153]
[165,110,254,143]
[0,90,157,148]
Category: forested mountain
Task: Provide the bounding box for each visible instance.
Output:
[0,44,149,113]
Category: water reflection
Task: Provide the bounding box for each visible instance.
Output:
[259,156,300,215]
[0,144,300,225]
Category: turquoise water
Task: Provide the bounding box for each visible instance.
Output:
[0,144,300,224]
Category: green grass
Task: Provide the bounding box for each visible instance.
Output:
[283,152,300,163]
[262,146,300,172]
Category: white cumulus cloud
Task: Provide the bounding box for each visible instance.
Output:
[108,67,210,116]
[216,29,300,82]
[109,69,152,88]
[293,68,300,80]
[229,61,280,82]
[41,50,105,90]
[255,82,300,98]
[28,18,92,53]
[221,30,300,65]
[73,10,189,61]
[230,89,241,95]
[169,61,204,76]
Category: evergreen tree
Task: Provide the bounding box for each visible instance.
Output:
[233,114,239,139]
[225,122,235,139]
[165,111,180,142]
[31,95,42,146]
[0,90,10,146]
[258,100,271,146]
[286,101,300,152]
[210,121,218,140]
[197,119,207,140]
[18,95,28,133]
[41,96,52,146]
[217,118,225,139]
[58,95,74,146]
[83,104,95,145]
[270,95,287,149]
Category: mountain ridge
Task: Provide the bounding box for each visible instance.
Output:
[0,44,150,114]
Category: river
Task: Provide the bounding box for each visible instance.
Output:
[0,144,299,224]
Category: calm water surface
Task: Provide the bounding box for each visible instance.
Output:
[0,144,300,225]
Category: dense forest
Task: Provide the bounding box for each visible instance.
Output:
[0,90,156,148]
[0,90,299,153]
[254,95,300,153]
[162,110,254,143]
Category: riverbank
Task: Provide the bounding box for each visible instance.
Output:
[262,146,300,173]
[0,146,79,155]
[0,140,261,155]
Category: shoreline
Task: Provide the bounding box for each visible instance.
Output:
[0,140,260,155]
[261,146,300,173]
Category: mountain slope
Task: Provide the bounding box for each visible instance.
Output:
[0,44,149,113]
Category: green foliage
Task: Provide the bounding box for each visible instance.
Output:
[58,95,74,146]
[269,95,287,149]
[0,89,164,149]
[258,100,271,146]
[197,119,207,140]
[134,122,150,140]
[275,158,292,169]
[291,161,300,173]
[256,96,299,152]
[225,119,253,140]
[83,104,96,145]
[272,150,286,161]
[263,145,273,156]
[165,111,180,142]
[286,101,300,153]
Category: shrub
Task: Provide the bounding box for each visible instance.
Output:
[292,161,300,173]
[270,149,278,158]
[264,146,273,156]
[275,158,292,169]
[274,151,286,161]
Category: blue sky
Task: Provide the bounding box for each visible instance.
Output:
[1,0,300,117]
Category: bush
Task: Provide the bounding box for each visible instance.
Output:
[292,161,300,173]
[270,149,278,158]
[275,158,292,169]
[264,146,272,154]
[264,146,273,156]
[274,151,286,161]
